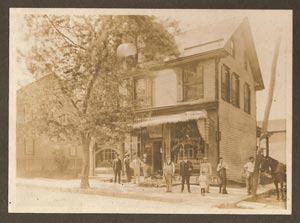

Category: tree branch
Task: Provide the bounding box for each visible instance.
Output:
[44,15,87,51]
[57,78,81,115]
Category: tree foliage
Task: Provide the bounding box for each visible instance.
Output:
[19,14,179,188]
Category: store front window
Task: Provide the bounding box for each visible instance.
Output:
[171,121,205,163]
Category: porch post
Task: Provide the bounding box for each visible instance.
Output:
[120,142,125,176]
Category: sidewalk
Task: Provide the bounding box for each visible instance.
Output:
[16,177,274,209]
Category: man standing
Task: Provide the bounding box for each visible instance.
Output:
[217,157,228,194]
[124,153,132,183]
[244,156,255,195]
[112,153,122,184]
[163,155,175,192]
[130,154,143,185]
[180,155,193,193]
[200,157,212,193]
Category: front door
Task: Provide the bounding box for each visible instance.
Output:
[152,141,163,174]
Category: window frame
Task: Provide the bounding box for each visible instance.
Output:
[182,64,204,102]
[231,72,240,108]
[221,64,231,103]
[133,77,152,108]
[244,83,251,114]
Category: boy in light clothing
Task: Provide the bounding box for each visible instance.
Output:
[199,170,207,196]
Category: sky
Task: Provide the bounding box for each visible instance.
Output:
[10,9,292,121]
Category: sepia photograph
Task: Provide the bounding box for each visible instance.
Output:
[8,8,292,214]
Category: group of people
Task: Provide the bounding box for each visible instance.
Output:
[112,152,256,196]
[112,153,146,185]
[163,155,256,196]
[163,155,217,195]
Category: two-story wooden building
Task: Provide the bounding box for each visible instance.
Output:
[16,17,264,183]
[120,17,264,182]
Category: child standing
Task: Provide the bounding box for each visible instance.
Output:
[199,170,207,196]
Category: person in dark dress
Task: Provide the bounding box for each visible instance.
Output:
[112,153,122,184]
[179,155,193,193]
[124,153,132,183]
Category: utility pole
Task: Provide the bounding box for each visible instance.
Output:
[252,32,282,199]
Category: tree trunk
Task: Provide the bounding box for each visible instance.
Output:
[80,141,90,189]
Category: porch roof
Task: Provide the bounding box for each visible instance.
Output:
[133,110,207,128]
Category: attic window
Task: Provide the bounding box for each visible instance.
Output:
[229,39,235,57]
[244,51,248,71]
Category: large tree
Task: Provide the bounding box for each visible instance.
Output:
[19,14,179,188]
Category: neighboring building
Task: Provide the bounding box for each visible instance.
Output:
[16,17,264,183]
[257,119,286,164]
[16,74,82,177]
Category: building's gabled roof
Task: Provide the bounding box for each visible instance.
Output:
[257,119,286,132]
[175,17,243,58]
[170,17,264,91]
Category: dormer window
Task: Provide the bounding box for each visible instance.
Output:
[229,39,235,57]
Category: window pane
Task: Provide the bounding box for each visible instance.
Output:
[184,84,203,101]
[244,83,251,114]
[134,78,147,106]
[221,65,230,102]
[231,73,239,107]
[183,65,204,101]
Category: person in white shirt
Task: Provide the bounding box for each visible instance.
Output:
[200,157,212,193]
[130,154,143,185]
[163,155,175,192]
[244,156,255,195]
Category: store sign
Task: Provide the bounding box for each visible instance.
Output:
[148,125,162,138]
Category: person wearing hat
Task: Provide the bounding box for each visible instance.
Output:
[179,155,193,193]
[200,157,212,193]
[163,155,175,192]
[243,156,255,195]
[217,157,228,194]
[124,153,132,183]
[112,153,122,184]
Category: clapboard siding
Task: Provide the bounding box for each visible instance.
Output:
[152,69,177,107]
[219,101,256,182]
[151,59,216,108]
[218,27,257,182]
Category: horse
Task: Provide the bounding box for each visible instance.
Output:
[260,156,286,200]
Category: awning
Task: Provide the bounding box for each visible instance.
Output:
[133,110,207,128]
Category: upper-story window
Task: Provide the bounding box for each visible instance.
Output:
[221,65,230,102]
[244,83,251,114]
[134,77,152,107]
[231,73,240,107]
[182,65,204,101]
